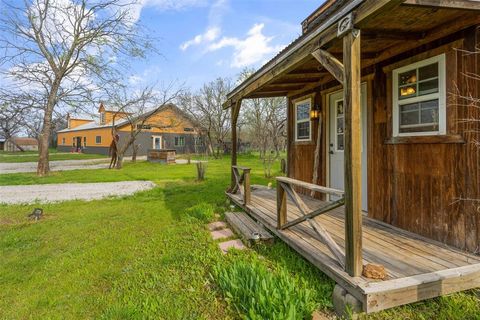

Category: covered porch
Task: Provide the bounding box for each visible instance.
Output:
[224,0,480,314]
[226,182,480,313]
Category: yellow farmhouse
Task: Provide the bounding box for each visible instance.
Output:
[57,103,202,156]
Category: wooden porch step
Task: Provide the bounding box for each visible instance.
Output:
[225,211,274,245]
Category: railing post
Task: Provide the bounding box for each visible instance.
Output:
[243,168,251,205]
[277,181,287,229]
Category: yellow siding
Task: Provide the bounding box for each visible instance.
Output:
[104,111,129,124]
[69,119,94,129]
[57,127,113,148]
[118,107,198,134]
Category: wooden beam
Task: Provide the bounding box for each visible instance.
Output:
[270,77,322,84]
[311,48,345,84]
[230,100,241,189]
[363,263,480,313]
[277,183,287,229]
[247,91,288,99]
[403,0,480,10]
[362,29,424,41]
[343,29,363,277]
[262,84,306,90]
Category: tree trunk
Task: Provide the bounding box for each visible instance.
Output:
[132,144,138,162]
[37,80,60,176]
[116,155,124,169]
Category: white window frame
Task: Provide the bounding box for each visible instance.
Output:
[95,136,102,144]
[62,137,65,145]
[294,97,312,142]
[152,135,162,149]
[392,54,446,137]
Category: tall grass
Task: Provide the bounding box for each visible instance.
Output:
[213,260,318,320]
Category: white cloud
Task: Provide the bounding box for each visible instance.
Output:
[207,23,284,68]
[180,27,221,51]
[126,0,208,23]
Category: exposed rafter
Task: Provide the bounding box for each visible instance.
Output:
[362,29,425,41]
[403,0,480,10]
[311,48,345,84]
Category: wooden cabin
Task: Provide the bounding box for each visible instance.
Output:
[224,0,480,314]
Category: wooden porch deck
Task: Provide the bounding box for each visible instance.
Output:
[227,185,480,313]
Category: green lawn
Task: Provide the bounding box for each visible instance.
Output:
[0,148,107,163]
[0,155,479,319]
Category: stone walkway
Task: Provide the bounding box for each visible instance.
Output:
[207,220,246,254]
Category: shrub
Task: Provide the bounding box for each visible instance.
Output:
[213,261,318,320]
[184,202,215,222]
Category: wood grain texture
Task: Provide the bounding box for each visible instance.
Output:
[343,30,363,277]
[226,187,480,313]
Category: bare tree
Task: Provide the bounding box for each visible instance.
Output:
[0,0,154,176]
[108,83,183,169]
[180,78,232,159]
[243,97,287,158]
[0,102,29,150]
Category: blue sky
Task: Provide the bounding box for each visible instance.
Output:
[129,0,321,90]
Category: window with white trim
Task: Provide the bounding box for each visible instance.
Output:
[62,137,65,145]
[295,98,311,141]
[392,54,446,136]
[95,136,102,144]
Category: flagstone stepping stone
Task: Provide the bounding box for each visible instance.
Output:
[207,221,228,231]
[218,239,246,254]
[211,228,234,240]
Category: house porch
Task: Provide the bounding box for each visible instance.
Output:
[226,185,480,313]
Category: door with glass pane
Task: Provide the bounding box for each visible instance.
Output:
[153,136,162,150]
[328,84,368,211]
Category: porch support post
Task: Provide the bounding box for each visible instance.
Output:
[343,29,363,277]
[231,99,242,190]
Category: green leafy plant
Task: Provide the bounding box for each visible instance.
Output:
[184,202,215,222]
[213,260,318,320]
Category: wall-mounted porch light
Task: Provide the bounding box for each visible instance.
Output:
[310,104,321,120]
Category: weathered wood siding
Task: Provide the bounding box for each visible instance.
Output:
[287,26,480,252]
[370,27,480,252]
[287,93,327,194]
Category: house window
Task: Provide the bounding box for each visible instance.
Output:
[136,124,152,130]
[295,98,311,141]
[83,137,87,147]
[100,112,106,124]
[72,137,75,146]
[95,136,102,144]
[174,136,185,147]
[392,54,446,136]
[184,127,194,132]
[335,99,345,151]
[62,137,65,145]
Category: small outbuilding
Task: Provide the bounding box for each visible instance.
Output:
[4,137,39,152]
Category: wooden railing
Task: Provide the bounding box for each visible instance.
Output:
[231,166,251,205]
[276,176,346,268]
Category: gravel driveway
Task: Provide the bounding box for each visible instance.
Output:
[0,181,156,204]
[0,159,110,175]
